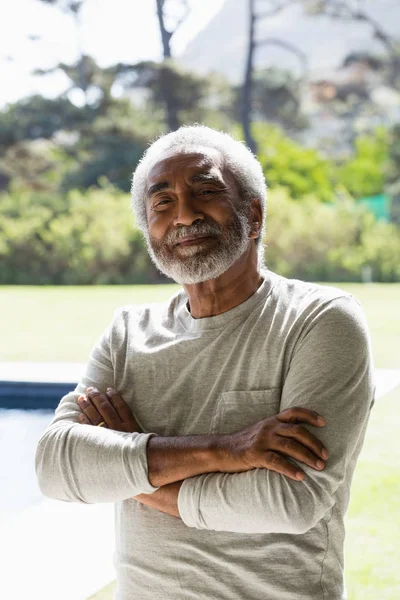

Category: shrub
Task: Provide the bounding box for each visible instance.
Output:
[1,184,399,284]
[0,184,162,284]
[264,188,400,282]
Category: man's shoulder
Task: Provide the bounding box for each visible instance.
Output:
[268,270,356,311]
[267,272,370,354]
[266,271,366,337]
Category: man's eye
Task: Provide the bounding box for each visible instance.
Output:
[155,199,171,207]
[199,189,217,196]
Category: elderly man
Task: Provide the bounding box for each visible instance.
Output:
[35,125,374,600]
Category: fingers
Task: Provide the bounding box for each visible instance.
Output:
[279,423,329,461]
[274,436,326,471]
[264,451,304,481]
[105,387,134,423]
[77,386,141,433]
[277,407,326,427]
[78,412,92,425]
[86,387,121,427]
[77,393,105,426]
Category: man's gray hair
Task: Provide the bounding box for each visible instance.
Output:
[130,124,267,243]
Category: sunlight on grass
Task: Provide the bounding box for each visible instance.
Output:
[88,581,116,600]
[1,283,399,366]
[345,386,400,600]
[0,284,179,362]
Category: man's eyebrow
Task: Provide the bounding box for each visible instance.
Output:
[146,181,170,198]
[191,173,225,185]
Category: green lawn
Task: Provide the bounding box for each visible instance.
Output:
[1,282,399,598]
[345,385,400,600]
[1,282,399,367]
[0,284,180,362]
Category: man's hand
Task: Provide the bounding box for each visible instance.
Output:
[77,387,142,433]
[217,407,328,481]
[134,481,183,519]
[77,391,328,485]
[77,387,182,518]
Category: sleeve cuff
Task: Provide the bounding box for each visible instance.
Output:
[178,475,204,528]
[130,432,161,495]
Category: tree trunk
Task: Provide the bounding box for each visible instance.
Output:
[156,0,172,58]
[155,0,180,131]
[241,0,257,154]
[73,9,88,105]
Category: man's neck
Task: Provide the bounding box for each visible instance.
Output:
[183,249,264,319]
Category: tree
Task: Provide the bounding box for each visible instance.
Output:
[155,0,190,131]
[252,122,335,201]
[386,123,400,224]
[0,95,94,151]
[305,0,400,88]
[60,99,154,193]
[233,66,308,133]
[155,0,190,59]
[122,60,216,126]
[265,187,400,282]
[334,127,389,198]
[37,0,91,102]
[241,0,308,153]
[34,56,119,112]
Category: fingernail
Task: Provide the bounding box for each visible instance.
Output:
[106,387,117,396]
[296,471,304,480]
[317,416,326,424]
[316,460,325,469]
[322,449,329,459]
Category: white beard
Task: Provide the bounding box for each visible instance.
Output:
[145,210,251,285]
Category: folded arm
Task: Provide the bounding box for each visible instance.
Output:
[35,309,232,505]
[177,295,375,533]
[35,309,160,504]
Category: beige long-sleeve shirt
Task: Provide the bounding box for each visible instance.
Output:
[35,269,375,599]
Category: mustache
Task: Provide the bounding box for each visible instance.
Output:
[163,221,223,245]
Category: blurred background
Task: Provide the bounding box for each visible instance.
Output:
[1,0,400,286]
[0,1,399,599]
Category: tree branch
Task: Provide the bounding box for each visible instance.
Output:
[173,0,190,36]
[256,0,304,21]
[256,7,286,20]
[256,37,309,75]
[310,0,397,53]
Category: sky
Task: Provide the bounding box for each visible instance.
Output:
[0,0,226,108]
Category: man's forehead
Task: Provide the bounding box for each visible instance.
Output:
[146,148,226,185]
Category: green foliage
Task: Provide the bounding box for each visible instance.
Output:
[0,95,95,151]
[0,184,162,284]
[60,100,157,193]
[386,123,400,224]
[250,122,335,201]
[334,127,389,198]
[1,182,399,284]
[123,60,231,129]
[0,139,74,193]
[387,123,400,185]
[0,96,164,195]
[232,68,308,133]
[264,188,400,282]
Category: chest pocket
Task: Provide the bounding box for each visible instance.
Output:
[210,388,281,435]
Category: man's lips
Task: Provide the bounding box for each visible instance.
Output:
[174,235,214,247]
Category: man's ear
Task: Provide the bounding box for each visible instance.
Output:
[248,198,263,241]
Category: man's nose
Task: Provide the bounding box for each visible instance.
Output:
[173,197,204,227]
